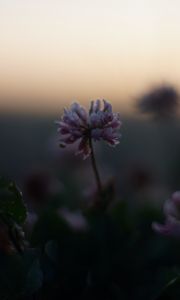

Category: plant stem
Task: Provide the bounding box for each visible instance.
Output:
[89,138,102,194]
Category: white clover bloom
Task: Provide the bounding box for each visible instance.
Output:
[56,100,122,159]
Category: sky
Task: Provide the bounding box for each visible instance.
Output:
[1,0,180,114]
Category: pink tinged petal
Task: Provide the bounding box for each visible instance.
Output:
[152,217,180,238]
[93,99,101,112]
[71,130,83,138]
[152,222,171,236]
[163,192,180,219]
[89,100,101,114]
[56,121,71,135]
[101,128,120,145]
[56,120,69,127]
[164,199,179,219]
[105,137,120,147]
[108,119,121,129]
[102,127,112,138]
[172,191,180,206]
[63,111,81,127]
[91,128,103,141]
[71,102,88,123]
[109,114,122,128]
[60,134,79,144]
[63,108,79,125]
[102,111,114,124]
[71,102,81,113]
[56,121,70,133]
[108,139,120,146]
[167,217,180,237]
[76,137,91,159]
[59,128,70,134]
[103,99,112,113]
[89,113,102,127]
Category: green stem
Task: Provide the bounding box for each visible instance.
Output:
[89,138,102,194]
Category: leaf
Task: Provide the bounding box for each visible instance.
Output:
[0,177,27,225]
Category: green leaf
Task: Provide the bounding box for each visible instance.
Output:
[0,177,27,225]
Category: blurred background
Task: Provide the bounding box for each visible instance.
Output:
[2,3,180,299]
[1,0,180,205]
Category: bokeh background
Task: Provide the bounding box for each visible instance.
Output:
[2,2,180,299]
[1,0,180,203]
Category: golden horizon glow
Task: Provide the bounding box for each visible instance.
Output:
[1,0,180,113]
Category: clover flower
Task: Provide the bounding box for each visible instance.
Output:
[152,191,180,238]
[56,100,121,159]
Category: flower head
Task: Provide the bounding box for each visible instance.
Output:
[56,100,121,159]
[152,191,180,238]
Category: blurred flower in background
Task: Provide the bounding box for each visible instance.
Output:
[59,208,88,232]
[23,167,63,208]
[152,191,180,237]
[137,84,179,119]
[126,165,152,191]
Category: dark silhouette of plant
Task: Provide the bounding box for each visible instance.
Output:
[137,84,179,119]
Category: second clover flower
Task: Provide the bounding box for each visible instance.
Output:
[152,191,180,238]
[56,100,122,159]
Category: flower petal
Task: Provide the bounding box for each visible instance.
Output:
[76,137,91,159]
[91,128,103,141]
[103,99,112,112]
[152,217,180,238]
[71,102,88,123]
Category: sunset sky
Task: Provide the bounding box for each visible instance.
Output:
[1,0,180,113]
